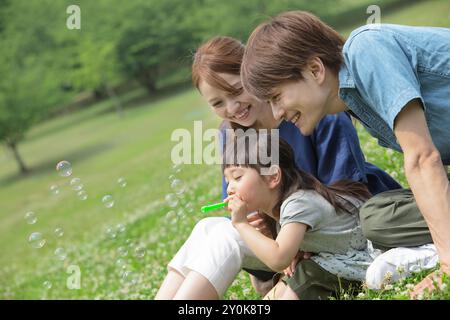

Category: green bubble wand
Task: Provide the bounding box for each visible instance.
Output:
[200,202,227,213]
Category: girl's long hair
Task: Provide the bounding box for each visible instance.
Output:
[223,132,371,215]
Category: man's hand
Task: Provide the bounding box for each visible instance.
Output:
[283,250,312,277]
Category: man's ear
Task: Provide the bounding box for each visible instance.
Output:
[307,57,326,85]
[265,165,282,189]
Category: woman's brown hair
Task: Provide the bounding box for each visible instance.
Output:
[223,131,371,216]
[241,11,345,101]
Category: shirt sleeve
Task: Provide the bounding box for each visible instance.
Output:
[343,28,424,130]
[280,192,326,230]
[311,113,366,185]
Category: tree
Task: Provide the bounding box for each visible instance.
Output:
[116,0,202,93]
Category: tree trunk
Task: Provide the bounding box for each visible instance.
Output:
[7,141,29,174]
[138,71,157,94]
[105,85,124,118]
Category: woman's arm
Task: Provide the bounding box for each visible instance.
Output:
[394,99,450,273]
[234,222,307,272]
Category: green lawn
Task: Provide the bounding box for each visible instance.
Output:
[1,0,449,300]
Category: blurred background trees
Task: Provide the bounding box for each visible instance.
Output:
[0,0,421,174]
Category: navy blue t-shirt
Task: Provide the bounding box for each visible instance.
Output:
[220,112,401,200]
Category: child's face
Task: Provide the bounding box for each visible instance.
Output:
[268,69,330,136]
[224,166,275,213]
[199,73,268,128]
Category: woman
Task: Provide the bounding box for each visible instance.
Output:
[155,36,401,300]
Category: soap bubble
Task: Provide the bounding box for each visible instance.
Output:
[172,163,182,173]
[117,246,128,257]
[185,202,194,213]
[56,161,72,177]
[50,185,60,195]
[117,177,127,188]
[165,194,178,208]
[77,190,88,201]
[134,246,146,258]
[102,195,114,208]
[116,258,126,268]
[70,178,83,191]
[24,211,37,225]
[171,179,185,195]
[122,270,139,285]
[105,227,117,239]
[43,281,52,290]
[54,247,67,261]
[116,224,126,233]
[54,227,64,238]
[125,239,134,248]
[28,232,45,248]
[165,210,176,219]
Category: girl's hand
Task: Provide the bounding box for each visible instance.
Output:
[224,194,249,226]
[283,250,312,277]
[247,212,273,238]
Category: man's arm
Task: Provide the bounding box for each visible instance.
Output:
[394,99,450,273]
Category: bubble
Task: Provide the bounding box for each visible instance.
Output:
[70,177,83,191]
[116,224,126,233]
[122,271,139,285]
[50,185,60,195]
[117,177,127,188]
[28,232,45,248]
[102,195,114,208]
[165,210,176,219]
[77,190,88,201]
[54,247,67,261]
[117,246,128,257]
[171,179,185,195]
[134,246,146,258]
[54,227,64,238]
[125,239,135,248]
[43,281,52,290]
[24,211,37,225]
[185,202,194,213]
[165,194,178,208]
[105,227,117,239]
[56,161,72,177]
[172,163,182,173]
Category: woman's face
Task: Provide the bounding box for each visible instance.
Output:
[198,73,266,127]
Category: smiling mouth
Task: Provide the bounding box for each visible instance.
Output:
[290,112,301,124]
[234,106,250,121]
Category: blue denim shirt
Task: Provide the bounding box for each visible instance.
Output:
[339,24,450,165]
[220,113,401,200]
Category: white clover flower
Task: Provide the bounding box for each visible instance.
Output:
[394,287,401,292]
[416,294,424,300]
[406,283,415,290]
[384,284,394,290]
[440,283,447,290]
[357,292,365,298]
[396,265,405,274]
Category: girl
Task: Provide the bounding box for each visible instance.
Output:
[240,11,449,297]
[224,131,372,300]
[155,36,401,300]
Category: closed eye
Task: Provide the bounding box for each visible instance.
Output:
[212,101,223,108]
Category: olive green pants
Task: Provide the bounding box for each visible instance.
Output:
[280,259,361,300]
[360,187,434,251]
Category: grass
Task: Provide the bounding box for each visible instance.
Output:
[1,0,450,300]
